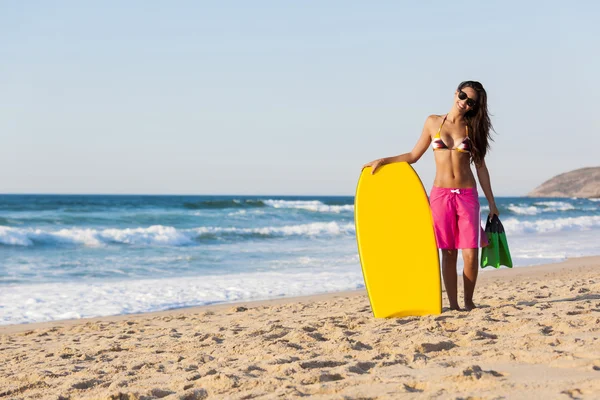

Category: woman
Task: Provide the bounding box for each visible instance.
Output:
[362,81,499,311]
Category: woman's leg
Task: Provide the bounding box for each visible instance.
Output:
[441,249,460,311]
[462,248,479,310]
[454,187,483,311]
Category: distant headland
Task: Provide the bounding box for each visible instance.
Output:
[528,167,600,198]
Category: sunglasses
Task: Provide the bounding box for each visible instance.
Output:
[458,90,477,108]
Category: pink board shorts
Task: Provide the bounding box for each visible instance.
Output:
[429,186,488,250]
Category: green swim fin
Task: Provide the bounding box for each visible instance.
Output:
[480,215,513,269]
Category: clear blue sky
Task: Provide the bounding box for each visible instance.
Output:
[2,1,599,196]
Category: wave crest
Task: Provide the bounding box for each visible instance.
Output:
[263,200,353,213]
[502,215,600,235]
[183,199,266,210]
[0,222,356,248]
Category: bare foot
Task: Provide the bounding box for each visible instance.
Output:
[449,304,463,312]
[464,301,477,311]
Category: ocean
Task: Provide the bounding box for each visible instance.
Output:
[1,194,598,325]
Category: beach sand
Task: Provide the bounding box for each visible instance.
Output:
[1,256,599,399]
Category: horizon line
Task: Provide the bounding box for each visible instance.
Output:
[0,192,534,198]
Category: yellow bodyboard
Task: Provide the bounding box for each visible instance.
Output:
[355,162,441,318]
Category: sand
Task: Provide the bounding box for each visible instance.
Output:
[1,256,599,399]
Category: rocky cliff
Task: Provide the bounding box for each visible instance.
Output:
[527,167,600,198]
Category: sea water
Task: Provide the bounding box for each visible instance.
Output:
[1,195,598,325]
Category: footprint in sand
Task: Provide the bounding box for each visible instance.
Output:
[243,365,266,378]
[376,353,408,367]
[263,328,291,341]
[412,353,429,366]
[460,365,505,380]
[347,362,376,374]
[71,379,102,390]
[268,356,300,365]
[416,341,457,353]
[299,360,347,369]
[561,388,584,400]
[396,317,419,325]
[300,372,345,385]
[149,388,176,398]
[306,332,328,342]
[230,325,246,334]
[471,330,498,340]
[403,382,426,393]
[540,325,554,335]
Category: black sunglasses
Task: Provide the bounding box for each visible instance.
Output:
[458,90,477,108]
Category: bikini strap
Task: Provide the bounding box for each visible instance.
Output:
[437,114,448,135]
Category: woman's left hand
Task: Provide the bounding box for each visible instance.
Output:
[488,204,500,220]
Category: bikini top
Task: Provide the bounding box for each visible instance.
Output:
[431,115,472,154]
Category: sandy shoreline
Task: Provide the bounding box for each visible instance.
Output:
[3,257,595,335]
[2,256,599,399]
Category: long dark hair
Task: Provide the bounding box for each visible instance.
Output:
[458,81,494,165]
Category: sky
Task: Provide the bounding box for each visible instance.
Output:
[1,1,599,196]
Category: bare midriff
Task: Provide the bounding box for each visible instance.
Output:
[432,151,477,189]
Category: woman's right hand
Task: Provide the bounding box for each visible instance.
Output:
[362,158,386,174]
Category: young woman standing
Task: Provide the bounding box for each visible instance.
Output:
[363,81,499,311]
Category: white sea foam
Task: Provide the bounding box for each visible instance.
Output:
[533,201,575,212]
[507,205,540,215]
[194,222,356,237]
[0,268,364,325]
[228,210,247,216]
[502,215,600,235]
[0,222,357,247]
[99,226,194,246]
[52,228,104,246]
[0,226,33,246]
[264,199,354,213]
[0,225,193,247]
[3,215,600,248]
[508,201,577,215]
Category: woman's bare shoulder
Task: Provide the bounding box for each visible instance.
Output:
[426,114,444,123]
[423,114,444,130]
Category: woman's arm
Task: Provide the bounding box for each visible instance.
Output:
[476,159,500,217]
[363,115,435,173]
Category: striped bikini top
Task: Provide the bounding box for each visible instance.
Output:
[431,115,472,154]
